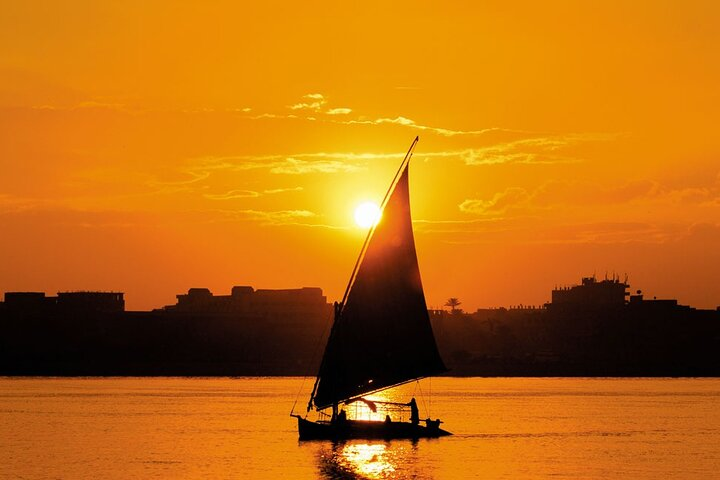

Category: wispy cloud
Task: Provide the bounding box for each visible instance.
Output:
[250,113,299,120]
[182,138,594,184]
[338,116,518,137]
[155,127,620,195]
[459,188,531,215]
[269,158,362,174]
[208,208,345,228]
[457,177,720,221]
[231,209,347,229]
[230,95,539,139]
[447,133,621,166]
[459,134,617,166]
[457,180,652,217]
[185,151,390,179]
[289,93,327,111]
[564,222,679,245]
[30,101,135,113]
[150,170,211,186]
[289,101,325,111]
[327,107,352,115]
[416,216,689,245]
[263,186,304,194]
[241,103,515,137]
[240,209,315,220]
[203,186,304,200]
[203,189,261,200]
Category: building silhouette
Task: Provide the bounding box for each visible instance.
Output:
[3,291,124,314]
[550,276,628,309]
[166,286,327,317]
[0,286,331,376]
[1,277,718,376]
[431,275,720,376]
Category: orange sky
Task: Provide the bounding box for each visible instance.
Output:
[1,1,719,310]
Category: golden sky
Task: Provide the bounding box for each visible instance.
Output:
[1,1,719,310]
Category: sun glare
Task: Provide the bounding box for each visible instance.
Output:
[354,202,382,228]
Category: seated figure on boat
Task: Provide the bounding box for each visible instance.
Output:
[424,418,442,430]
[331,403,347,424]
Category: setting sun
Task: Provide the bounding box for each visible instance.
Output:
[354,202,382,229]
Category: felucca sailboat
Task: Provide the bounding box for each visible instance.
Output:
[293,137,451,440]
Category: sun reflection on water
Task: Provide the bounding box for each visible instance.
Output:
[319,441,420,480]
[342,444,395,478]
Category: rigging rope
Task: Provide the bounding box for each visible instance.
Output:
[290,305,337,416]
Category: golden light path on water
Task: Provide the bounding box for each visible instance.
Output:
[318,439,424,480]
[338,443,395,478]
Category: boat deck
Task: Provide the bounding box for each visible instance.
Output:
[294,415,452,440]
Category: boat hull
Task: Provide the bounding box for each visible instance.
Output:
[294,416,452,440]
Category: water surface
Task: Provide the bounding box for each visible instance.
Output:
[1,377,719,479]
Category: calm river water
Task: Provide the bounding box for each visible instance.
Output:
[1,377,719,479]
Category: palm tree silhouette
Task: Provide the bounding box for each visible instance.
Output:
[444,298,462,314]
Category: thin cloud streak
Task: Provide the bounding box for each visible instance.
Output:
[263,187,304,194]
[288,93,327,111]
[327,107,352,115]
[184,152,401,179]
[337,116,516,137]
[203,190,260,200]
[200,208,318,226]
[181,136,609,184]
[269,158,363,174]
[458,177,720,217]
[460,134,620,166]
[213,208,348,229]
[238,104,525,138]
[203,186,303,201]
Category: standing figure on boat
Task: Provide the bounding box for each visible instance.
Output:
[407,398,419,426]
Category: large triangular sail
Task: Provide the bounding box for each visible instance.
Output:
[311,139,446,410]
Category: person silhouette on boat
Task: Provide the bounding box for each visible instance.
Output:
[407,398,419,425]
[337,409,347,423]
[425,418,441,430]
